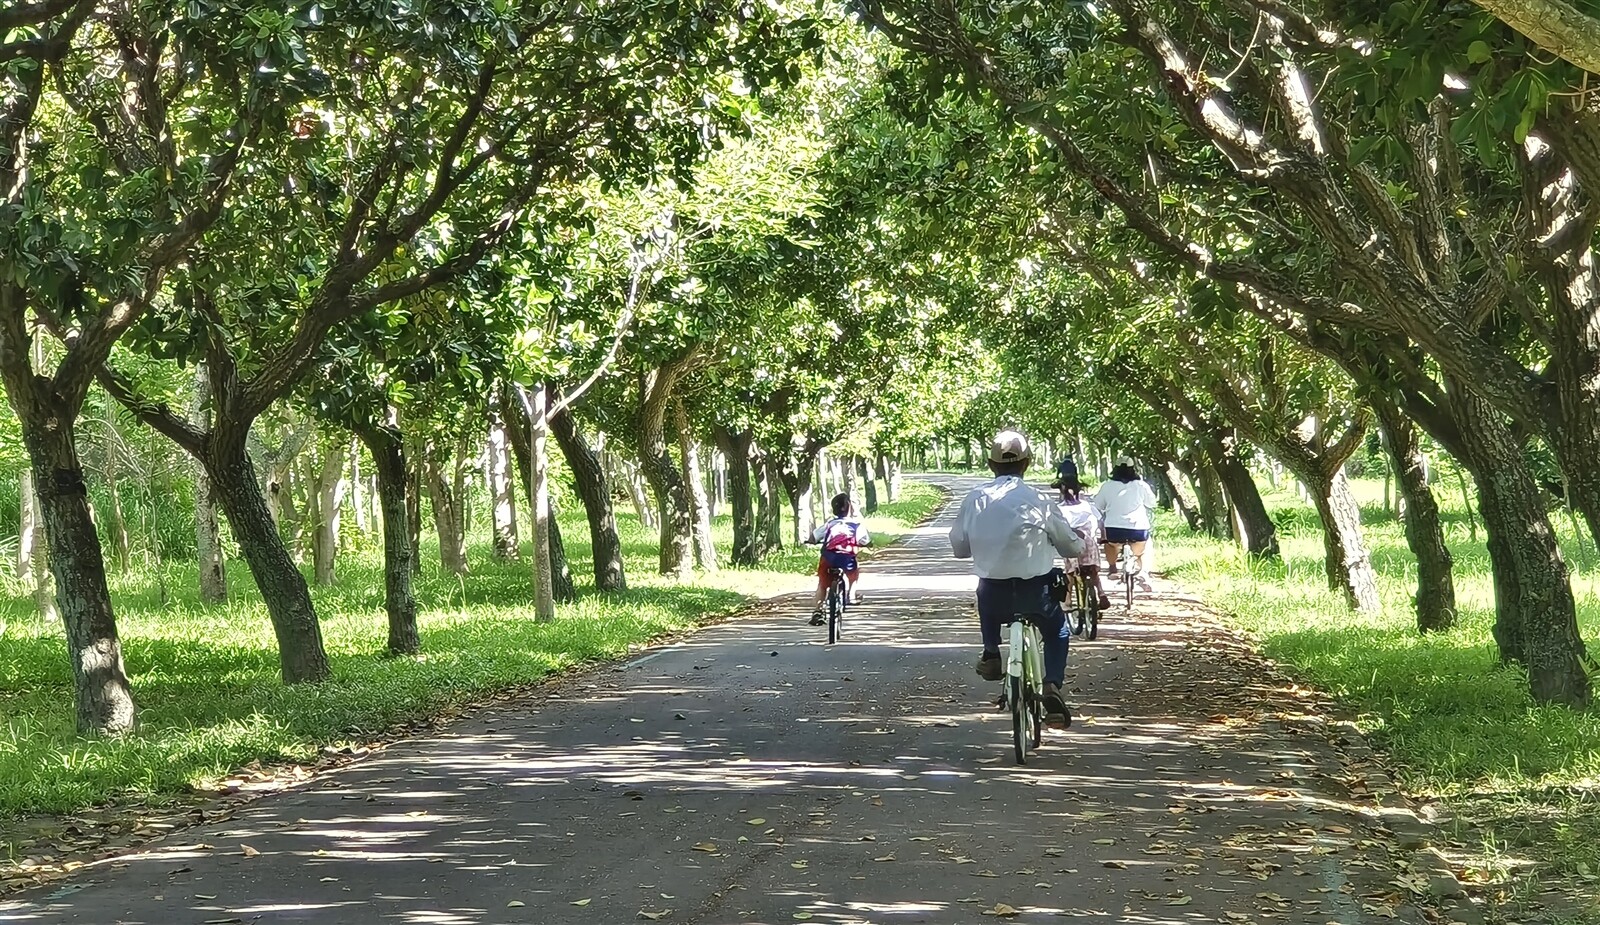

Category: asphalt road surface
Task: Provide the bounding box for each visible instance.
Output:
[0,478,1437,925]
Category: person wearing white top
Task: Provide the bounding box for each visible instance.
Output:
[1094,456,1157,584]
[950,430,1085,722]
[1057,478,1111,611]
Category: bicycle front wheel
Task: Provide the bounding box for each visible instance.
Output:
[1010,675,1028,765]
[828,582,843,644]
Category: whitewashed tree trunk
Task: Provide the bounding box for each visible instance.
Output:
[488,398,519,560]
[523,384,556,622]
[351,446,367,534]
[311,440,352,586]
[18,469,59,623]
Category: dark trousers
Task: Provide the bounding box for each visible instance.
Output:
[975,575,1069,685]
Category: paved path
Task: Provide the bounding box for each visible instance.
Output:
[1,479,1437,925]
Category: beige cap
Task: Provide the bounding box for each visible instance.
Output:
[1116,455,1136,467]
[989,430,1033,464]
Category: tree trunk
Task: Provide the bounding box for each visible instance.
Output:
[1372,396,1456,632]
[105,465,131,571]
[19,468,60,623]
[1209,447,1279,558]
[404,436,423,576]
[780,449,820,545]
[621,458,656,530]
[487,395,520,561]
[755,449,784,556]
[426,443,468,575]
[549,400,627,592]
[859,457,879,513]
[842,454,858,502]
[206,438,332,684]
[192,364,228,605]
[357,419,420,656]
[310,440,350,587]
[350,446,367,535]
[1444,384,1589,703]
[713,425,759,566]
[676,398,718,571]
[631,362,693,578]
[881,454,901,503]
[710,449,726,518]
[1155,464,1202,532]
[1300,469,1382,612]
[22,417,134,733]
[521,383,558,620]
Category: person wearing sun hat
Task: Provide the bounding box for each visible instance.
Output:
[949,429,1084,722]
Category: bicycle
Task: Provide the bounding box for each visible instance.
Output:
[824,566,849,645]
[1116,543,1140,615]
[1067,566,1101,640]
[995,612,1046,764]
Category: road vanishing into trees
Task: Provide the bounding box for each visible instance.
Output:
[0,481,1451,925]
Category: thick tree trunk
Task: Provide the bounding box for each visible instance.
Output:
[631,363,694,578]
[1373,396,1455,632]
[23,419,134,734]
[676,398,717,571]
[1300,469,1382,612]
[549,401,626,592]
[487,395,520,561]
[1181,457,1227,538]
[859,457,879,513]
[192,366,228,605]
[1209,448,1279,558]
[358,420,420,656]
[19,468,60,623]
[426,443,468,576]
[1445,385,1589,703]
[207,438,332,684]
[881,454,901,503]
[755,450,784,556]
[842,455,858,502]
[713,425,759,566]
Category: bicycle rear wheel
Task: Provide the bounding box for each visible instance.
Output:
[827,579,843,644]
[1010,675,1028,764]
[1087,591,1100,640]
[1124,567,1135,614]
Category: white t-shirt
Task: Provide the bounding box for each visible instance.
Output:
[949,476,1085,579]
[1094,479,1157,531]
[1057,498,1101,564]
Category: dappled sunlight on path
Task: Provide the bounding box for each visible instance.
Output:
[0,479,1447,924]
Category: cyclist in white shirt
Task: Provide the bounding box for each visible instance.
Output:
[1095,456,1157,588]
[950,430,1084,722]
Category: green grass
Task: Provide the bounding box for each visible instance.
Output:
[0,481,943,828]
[1155,477,1600,920]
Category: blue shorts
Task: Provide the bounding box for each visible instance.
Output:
[1104,527,1149,543]
[821,550,859,572]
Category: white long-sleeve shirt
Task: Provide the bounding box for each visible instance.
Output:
[1095,479,1157,530]
[950,477,1085,579]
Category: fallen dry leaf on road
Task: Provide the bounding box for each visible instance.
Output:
[692,843,717,853]
[239,844,260,858]
[638,909,671,920]
[981,903,1020,917]
[570,898,590,906]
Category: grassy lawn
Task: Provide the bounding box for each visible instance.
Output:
[0,481,943,828]
[1155,477,1600,921]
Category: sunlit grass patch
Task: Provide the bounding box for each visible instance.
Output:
[0,481,944,824]
[1154,478,1600,913]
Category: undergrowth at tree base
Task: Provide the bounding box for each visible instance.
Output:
[1156,479,1600,924]
[0,482,943,846]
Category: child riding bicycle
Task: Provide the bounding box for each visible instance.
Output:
[1056,476,1112,611]
[810,493,871,625]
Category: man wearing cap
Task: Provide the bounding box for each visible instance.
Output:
[949,430,1085,722]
